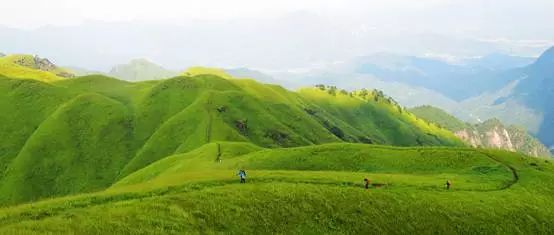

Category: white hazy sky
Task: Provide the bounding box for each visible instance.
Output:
[1,0,552,31]
[1,0,553,70]
[2,0,450,28]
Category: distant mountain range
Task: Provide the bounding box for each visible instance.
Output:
[463,53,535,71]
[353,53,523,100]
[2,49,552,153]
[258,48,553,153]
[491,47,554,150]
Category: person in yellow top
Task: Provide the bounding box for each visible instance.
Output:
[364,178,370,189]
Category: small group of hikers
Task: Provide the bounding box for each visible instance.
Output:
[236,170,452,190]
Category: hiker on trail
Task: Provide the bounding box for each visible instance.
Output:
[238,169,247,183]
[364,178,370,189]
[445,180,451,190]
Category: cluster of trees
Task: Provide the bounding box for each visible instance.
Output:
[314,84,407,114]
[315,84,349,96]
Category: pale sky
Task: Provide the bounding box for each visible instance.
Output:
[2,0,451,28]
[1,0,553,70]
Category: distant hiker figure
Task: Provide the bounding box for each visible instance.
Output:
[445,180,451,190]
[238,169,247,183]
[364,178,370,189]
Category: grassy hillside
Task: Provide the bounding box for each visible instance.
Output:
[0,143,551,234]
[409,105,467,131]
[0,77,73,174]
[0,54,72,82]
[0,66,551,233]
[410,105,552,157]
[300,87,462,146]
[0,71,463,205]
[0,93,135,204]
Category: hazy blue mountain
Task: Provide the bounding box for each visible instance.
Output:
[266,53,529,109]
[464,53,535,70]
[511,47,554,149]
[260,50,553,154]
[460,46,554,151]
[108,59,179,81]
[225,68,287,85]
[353,53,521,101]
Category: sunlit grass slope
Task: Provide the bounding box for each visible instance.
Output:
[0,55,69,82]
[116,143,514,192]
[0,70,463,205]
[0,77,73,174]
[299,87,463,146]
[0,143,551,234]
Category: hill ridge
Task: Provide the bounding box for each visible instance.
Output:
[0,72,464,205]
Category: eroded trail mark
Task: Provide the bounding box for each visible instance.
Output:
[480,151,519,190]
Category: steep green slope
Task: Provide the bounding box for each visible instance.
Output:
[299,87,462,146]
[0,77,73,174]
[0,93,134,204]
[409,105,467,131]
[0,70,463,205]
[0,143,552,234]
[410,105,551,157]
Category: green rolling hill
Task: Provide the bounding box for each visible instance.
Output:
[0,64,552,234]
[0,69,463,206]
[0,142,552,234]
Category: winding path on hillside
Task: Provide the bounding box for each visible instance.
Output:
[205,94,213,143]
[0,148,522,227]
[479,151,519,190]
[0,167,523,228]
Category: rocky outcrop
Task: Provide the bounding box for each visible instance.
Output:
[410,105,551,158]
[455,120,550,157]
[455,129,482,147]
[33,56,57,72]
[12,55,75,78]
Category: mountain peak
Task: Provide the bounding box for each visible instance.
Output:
[534,46,554,68]
[108,58,178,81]
[128,58,157,65]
